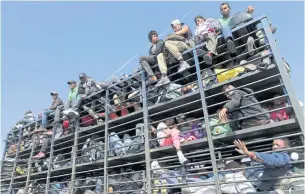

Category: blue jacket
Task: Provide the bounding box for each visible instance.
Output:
[245,151,291,191]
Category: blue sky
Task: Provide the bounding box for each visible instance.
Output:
[1,1,304,154]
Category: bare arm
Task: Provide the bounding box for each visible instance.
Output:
[175,25,190,36]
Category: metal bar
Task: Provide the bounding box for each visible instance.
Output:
[192,49,221,194]
[70,119,79,194]
[141,71,152,194]
[8,127,23,194]
[24,137,36,193]
[104,89,110,194]
[44,127,56,194]
[261,17,304,133]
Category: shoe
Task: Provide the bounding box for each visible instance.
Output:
[177,151,188,164]
[62,109,70,115]
[203,53,213,65]
[240,60,257,71]
[256,30,265,45]
[32,152,45,159]
[227,39,236,54]
[246,36,256,56]
[155,76,170,87]
[177,61,190,73]
[43,130,53,136]
[62,108,79,116]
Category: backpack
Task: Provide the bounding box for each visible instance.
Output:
[202,118,232,136]
[81,137,105,163]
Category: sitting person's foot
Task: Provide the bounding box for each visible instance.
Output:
[226,39,236,54]
[246,36,256,56]
[155,76,170,87]
[63,109,79,116]
[43,130,53,135]
[177,61,190,73]
[32,152,45,159]
[203,52,213,65]
[177,150,188,164]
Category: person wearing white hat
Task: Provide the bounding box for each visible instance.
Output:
[155,19,193,87]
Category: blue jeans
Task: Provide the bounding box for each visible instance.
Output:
[220,23,233,40]
[42,109,54,128]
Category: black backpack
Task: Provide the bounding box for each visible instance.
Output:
[80,137,104,164]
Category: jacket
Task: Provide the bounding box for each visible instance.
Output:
[49,96,64,110]
[78,77,101,96]
[224,88,269,121]
[148,39,164,56]
[66,87,78,109]
[245,152,291,191]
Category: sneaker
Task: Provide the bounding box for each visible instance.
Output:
[240,60,257,71]
[62,109,71,115]
[203,53,213,65]
[256,30,265,45]
[246,36,256,56]
[63,108,79,116]
[32,152,45,159]
[155,76,170,87]
[227,39,236,54]
[177,151,188,164]
[43,130,53,136]
[177,61,190,73]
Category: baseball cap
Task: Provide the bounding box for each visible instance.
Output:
[67,81,76,85]
[79,73,87,78]
[50,91,58,96]
[171,19,184,27]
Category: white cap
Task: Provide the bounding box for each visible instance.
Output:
[171,19,184,26]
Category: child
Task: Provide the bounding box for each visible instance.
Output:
[151,118,188,164]
[269,93,290,121]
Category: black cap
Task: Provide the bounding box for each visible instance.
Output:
[67,81,76,85]
[79,73,87,78]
